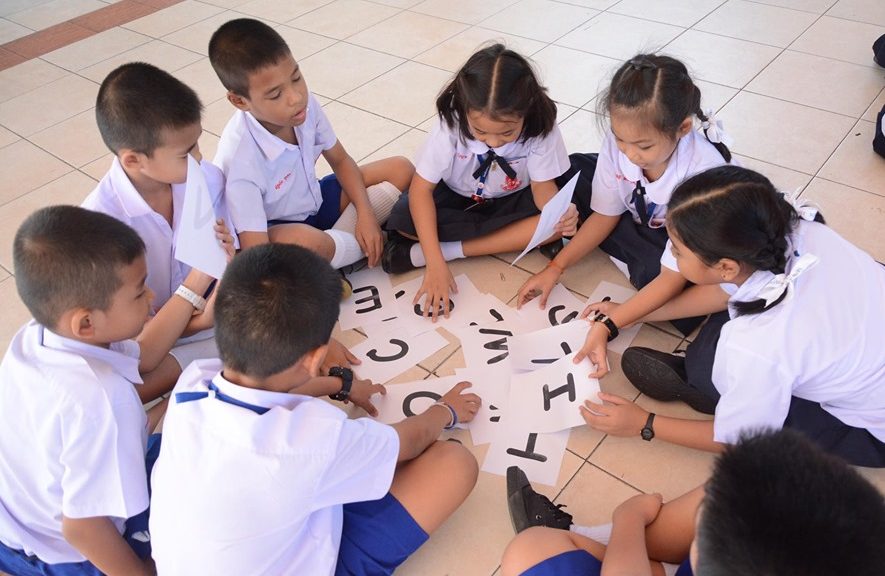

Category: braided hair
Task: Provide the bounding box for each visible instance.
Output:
[599,54,731,162]
[667,166,807,316]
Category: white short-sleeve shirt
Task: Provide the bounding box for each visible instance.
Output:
[591,129,728,225]
[213,93,338,233]
[82,157,232,315]
[710,221,885,444]
[414,117,570,199]
[0,322,149,564]
[149,360,400,576]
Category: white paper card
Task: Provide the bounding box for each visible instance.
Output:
[339,266,397,331]
[173,155,227,279]
[511,172,578,266]
[586,281,642,355]
[516,283,586,333]
[448,322,516,370]
[455,366,511,445]
[371,376,461,425]
[392,274,487,329]
[508,319,591,372]
[350,329,449,384]
[482,420,570,487]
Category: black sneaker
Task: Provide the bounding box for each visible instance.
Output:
[539,238,564,260]
[381,233,417,274]
[507,466,573,534]
[621,347,717,414]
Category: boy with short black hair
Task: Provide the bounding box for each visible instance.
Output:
[0,206,196,576]
[208,18,414,270]
[83,61,234,401]
[501,429,885,576]
[150,244,481,576]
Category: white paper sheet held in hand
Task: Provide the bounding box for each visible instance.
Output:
[507,353,599,433]
[173,155,227,279]
[511,171,579,266]
[508,319,591,372]
[371,376,463,425]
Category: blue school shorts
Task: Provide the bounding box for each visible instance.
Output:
[267,174,343,231]
[335,492,429,576]
[0,434,162,576]
[520,549,693,576]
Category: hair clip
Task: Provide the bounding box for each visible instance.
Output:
[629,58,656,71]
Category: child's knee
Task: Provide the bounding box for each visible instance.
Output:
[500,527,550,576]
[430,440,479,489]
[389,155,415,189]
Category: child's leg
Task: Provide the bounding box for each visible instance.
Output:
[501,527,606,576]
[389,440,478,534]
[268,223,336,260]
[359,156,414,191]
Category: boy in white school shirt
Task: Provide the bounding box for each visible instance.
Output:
[208,18,414,272]
[0,206,209,576]
[150,244,481,576]
[82,62,236,402]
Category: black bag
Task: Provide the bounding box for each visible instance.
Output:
[874,34,885,67]
[874,106,885,159]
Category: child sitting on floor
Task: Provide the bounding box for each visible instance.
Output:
[149,243,482,575]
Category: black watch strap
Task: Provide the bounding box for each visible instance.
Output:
[328,366,353,402]
[641,412,656,441]
[594,313,620,342]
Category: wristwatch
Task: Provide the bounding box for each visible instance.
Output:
[640,412,656,441]
[594,313,620,342]
[328,366,353,402]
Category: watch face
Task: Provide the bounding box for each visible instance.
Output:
[641,427,654,441]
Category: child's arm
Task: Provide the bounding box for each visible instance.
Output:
[62,515,153,576]
[602,493,663,576]
[641,284,729,322]
[289,375,386,417]
[137,268,214,373]
[517,211,621,308]
[581,392,724,453]
[323,141,383,266]
[575,268,688,377]
[409,173,457,320]
[392,381,480,461]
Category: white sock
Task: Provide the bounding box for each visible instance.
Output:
[325,228,364,268]
[409,241,464,267]
[332,181,402,233]
[570,523,613,545]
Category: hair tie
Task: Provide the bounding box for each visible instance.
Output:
[699,108,733,147]
[781,188,820,222]
[755,252,819,307]
[629,57,656,71]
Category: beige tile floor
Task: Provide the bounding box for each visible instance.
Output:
[1,0,884,574]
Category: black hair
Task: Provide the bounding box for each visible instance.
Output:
[13,206,146,329]
[667,165,826,316]
[599,54,731,162]
[436,43,557,142]
[214,244,342,379]
[696,429,885,576]
[95,62,202,155]
[208,18,291,98]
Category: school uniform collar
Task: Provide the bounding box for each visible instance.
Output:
[108,157,156,219]
[617,130,694,205]
[243,110,299,163]
[463,135,522,158]
[40,325,143,384]
[209,371,304,412]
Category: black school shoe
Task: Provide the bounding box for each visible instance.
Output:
[381,233,417,274]
[621,347,717,415]
[507,466,573,534]
[539,238,564,260]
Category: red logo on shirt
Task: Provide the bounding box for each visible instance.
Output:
[501,176,522,192]
[275,172,292,190]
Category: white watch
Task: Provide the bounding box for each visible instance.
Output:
[174,285,207,312]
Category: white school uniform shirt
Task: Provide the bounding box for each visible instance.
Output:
[0,322,149,564]
[149,359,399,576]
[81,157,232,320]
[213,92,338,233]
[414,117,570,199]
[708,221,885,444]
[591,128,728,226]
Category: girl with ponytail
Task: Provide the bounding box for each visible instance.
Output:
[578,165,885,467]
